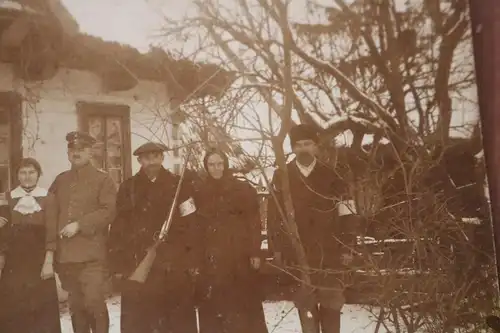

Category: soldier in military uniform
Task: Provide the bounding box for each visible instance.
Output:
[49,131,117,333]
[267,124,358,333]
[108,142,201,333]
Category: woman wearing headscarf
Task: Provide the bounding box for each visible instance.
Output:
[0,158,62,333]
[196,148,268,333]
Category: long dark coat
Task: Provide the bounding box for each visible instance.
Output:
[195,175,267,333]
[0,190,62,333]
[108,167,202,333]
[196,175,262,283]
[267,159,354,288]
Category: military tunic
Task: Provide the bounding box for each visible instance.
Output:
[49,163,117,333]
[49,164,117,263]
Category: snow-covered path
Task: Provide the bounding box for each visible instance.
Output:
[60,296,386,333]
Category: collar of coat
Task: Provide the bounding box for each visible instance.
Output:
[137,166,173,183]
[295,158,317,177]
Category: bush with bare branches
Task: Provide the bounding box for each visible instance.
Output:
[158,0,496,332]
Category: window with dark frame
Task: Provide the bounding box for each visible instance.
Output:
[172,123,180,157]
[0,107,11,193]
[77,102,132,187]
[171,122,181,172]
[0,92,22,192]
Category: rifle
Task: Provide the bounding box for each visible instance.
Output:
[128,154,191,283]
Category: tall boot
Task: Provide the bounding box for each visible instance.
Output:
[89,306,110,333]
[297,305,321,333]
[89,312,96,333]
[71,308,92,333]
[318,306,341,333]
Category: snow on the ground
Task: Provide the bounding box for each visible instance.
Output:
[60,296,387,333]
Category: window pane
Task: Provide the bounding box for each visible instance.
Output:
[106,118,123,182]
[88,117,105,169]
[173,164,180,175]
[0,108,10,192]
[108,168,122,186]
[172,124,180,140]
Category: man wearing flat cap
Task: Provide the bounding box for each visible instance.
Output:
[49,131,117,333]
[267,124,358,333]
[108,141,201,333]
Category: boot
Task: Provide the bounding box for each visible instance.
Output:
[89,307,110,333]
[297,305,321,333]
[71,309,91,333]
[318,306,341,333]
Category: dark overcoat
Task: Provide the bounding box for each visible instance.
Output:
[108,167,202,278]
[267,159,355,288]
[195,175,262,286]
[108,166,202,333]
[195,175,268,333]
[0,189,62,333]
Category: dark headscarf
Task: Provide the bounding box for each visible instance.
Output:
[203,148,230,181]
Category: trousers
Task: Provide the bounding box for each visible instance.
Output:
[58,261,110,333]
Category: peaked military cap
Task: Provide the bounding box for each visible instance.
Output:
[133,142,169,156]
[289,124,319,147]
[66,131,96,148]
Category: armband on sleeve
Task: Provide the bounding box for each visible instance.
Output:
[179,197,197,217]
[338,199,357,216]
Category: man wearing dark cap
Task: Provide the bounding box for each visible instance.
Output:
[267,124,358,333]
[49,131,117,333]
[108,141,201,333]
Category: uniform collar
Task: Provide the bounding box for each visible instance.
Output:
[71,163,94,174]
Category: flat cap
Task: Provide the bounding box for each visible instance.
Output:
[66,131,96,148]
[133,142,168,156]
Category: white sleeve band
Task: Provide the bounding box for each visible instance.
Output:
[338,199,356,216]
[179,197,197,217]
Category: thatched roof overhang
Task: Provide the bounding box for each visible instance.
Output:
[0,3,235,101]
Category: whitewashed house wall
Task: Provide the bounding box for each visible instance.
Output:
[0,63,182,189]
[0,63,184,301]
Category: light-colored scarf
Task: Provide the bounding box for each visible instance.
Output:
[10,186,48,215]
[296,158,317,178]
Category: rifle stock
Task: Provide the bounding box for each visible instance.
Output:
[128,241,161,283]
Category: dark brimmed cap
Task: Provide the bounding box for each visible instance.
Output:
[289,124,319,147]
[133,142,168,156]
[66,131,96,149]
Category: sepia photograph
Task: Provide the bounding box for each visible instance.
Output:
[0,0,498,332]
